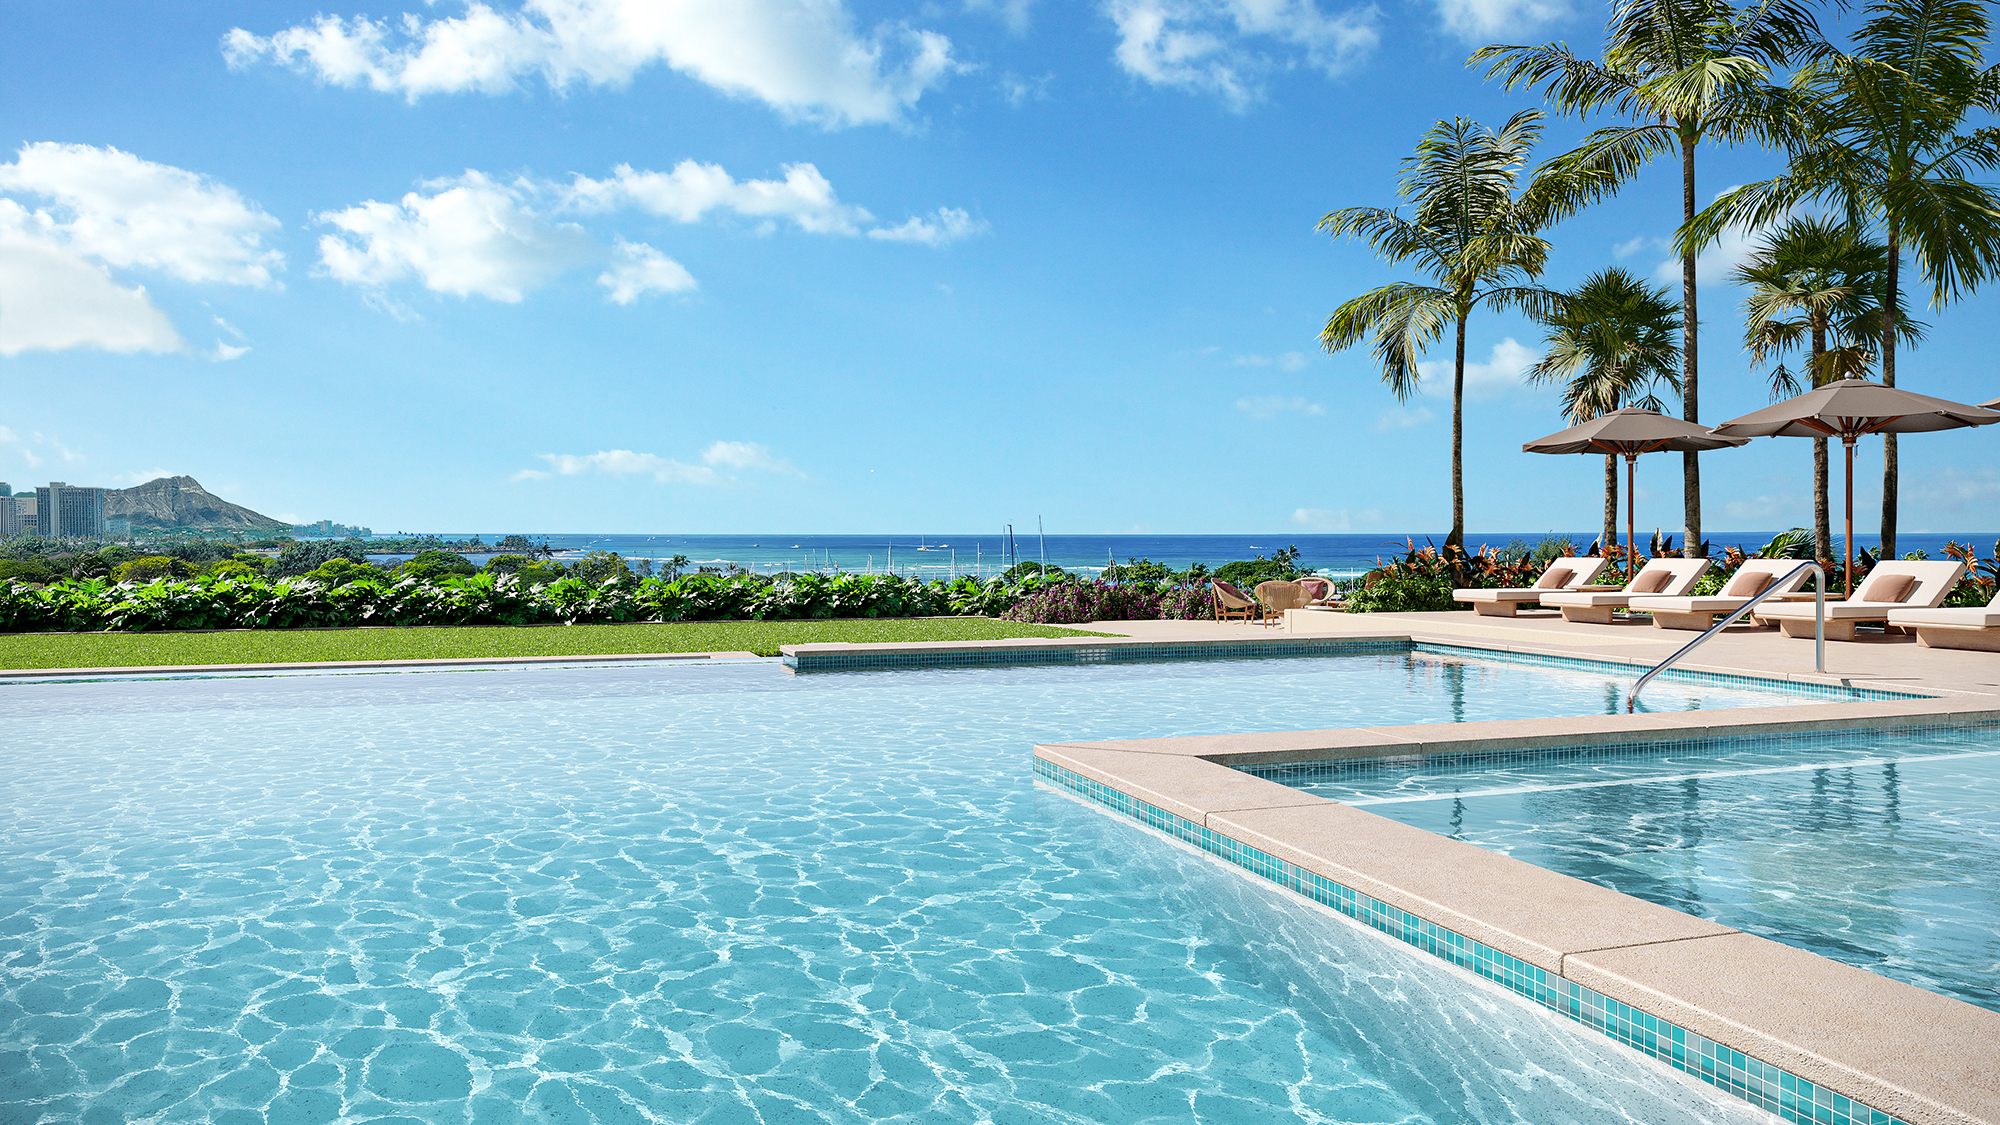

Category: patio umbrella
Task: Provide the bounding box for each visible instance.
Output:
[1983,396,2000,410]
[1523,408,1748,572]
[1712,378,2000,595]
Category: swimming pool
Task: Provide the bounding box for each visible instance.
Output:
[0,655,1847,1124]
[1255,726,2000,1014]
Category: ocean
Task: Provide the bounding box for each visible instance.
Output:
[366,531,2000,580]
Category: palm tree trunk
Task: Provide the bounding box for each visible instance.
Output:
[1881,225,1900,559]
[1679,126,1703,558]
[1811,321,1830,562]
[1450,307,1467,549]
[1603,453,1618,556]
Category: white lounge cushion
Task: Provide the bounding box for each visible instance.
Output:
[1454,588,1545,601]
[1886,607,2000,627]
[1540,591,1640,607]
[1628,596,1760,613]
[1762,601,1921,620]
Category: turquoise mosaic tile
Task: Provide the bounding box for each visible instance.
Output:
[1035,755,1915,1125]
[1411,642,1932,702]
[1241,719,2000,787]
[785,634,1929,707]
[785,637,1404,670]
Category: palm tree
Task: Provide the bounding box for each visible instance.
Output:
[1319,111,1578,548]
[1684,0,2000,556]
[1472,0,1829,557]
[1732,216,1921,562]
[1529,268,1683,555]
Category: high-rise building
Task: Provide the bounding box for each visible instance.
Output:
[35,482,106,539]
[0,493,33,535]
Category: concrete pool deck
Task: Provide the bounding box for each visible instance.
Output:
[825,613,2000,1125]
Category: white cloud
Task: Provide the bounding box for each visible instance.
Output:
[1233,350,1307,371]
[1415,337,1539,399]
[598,240,696,304]
[1372,405,1435,431]
[1107,0,1379,109]
[112,468,180,486]
[0,206,184,356]
[224,0,959,127]
[519,440,799,484]
[565,161,871,234]
[966,0,1037,34]
[1723,494,1809,523]
[1612,234,1654,259]
[317,171,595,301]
[0,429,83,470]
[211,341,251,361]
[998,72,1054,105]
[866,206,988,246]
[1235,395,1325,419]
[0,143,282,287]
[1291,507,1379,531]
[701,440,799,474]
[1435,0,1568,39]
[1926,467,2000,512]
[539,449,723,484]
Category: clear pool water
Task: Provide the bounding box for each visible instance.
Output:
[1260,727,2000,1013]
[0,654,1828,1125]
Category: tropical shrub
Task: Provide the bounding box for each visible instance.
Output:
[275,539,367,576]
[308,558,389,587]
[403,549,477,577]
[1213,546,1304,587]
[0,559,55,585]
[113,556,196,583]
[1000,580,1164,624]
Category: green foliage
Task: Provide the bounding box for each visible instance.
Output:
[1345,570,1461,613]
[308,558,388,587]
[0,559,54,585]
[1756,529,1814,559]
[1002,561,1067,581]
[400,549,477,581]
[206,560,261,580]
[275,539,367,576]
[113,556,197,583]
[1213,546,1305,587]
[1103,557,1174,583]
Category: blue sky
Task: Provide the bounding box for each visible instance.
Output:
[3,0,1996,537]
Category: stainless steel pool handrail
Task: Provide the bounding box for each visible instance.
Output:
[1629,562,1824,709]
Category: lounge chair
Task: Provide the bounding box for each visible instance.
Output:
[1760,560,1966,641]
[1627,558,1817,631]
[1211,579,1260,624]
[1538,558,1713,625]
[1452,556,1612,617]
[1254,580,1308,626]
[1887,588,2000,651]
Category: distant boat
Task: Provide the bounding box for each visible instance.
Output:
[790,544,801,548]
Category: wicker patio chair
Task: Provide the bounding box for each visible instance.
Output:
[1211,579,1260,624]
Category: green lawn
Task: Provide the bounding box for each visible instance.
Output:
[0,618,1119,669]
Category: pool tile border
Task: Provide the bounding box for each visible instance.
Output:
[782,633,1938,704]
[1038,757,1916,1125]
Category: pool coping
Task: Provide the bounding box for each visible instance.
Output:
[0,650,765,679]
[986,639,2000,1125]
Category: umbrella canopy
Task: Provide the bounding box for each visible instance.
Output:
[1523,407,1749,456]
[1712,378,2000,440]
[1524,409,1748,570]
[1713,379,2000,594]
[1983,396,2000,410]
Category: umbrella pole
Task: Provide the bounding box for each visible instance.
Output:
[1626,454,1637,578]
[1843,438,1855,598]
